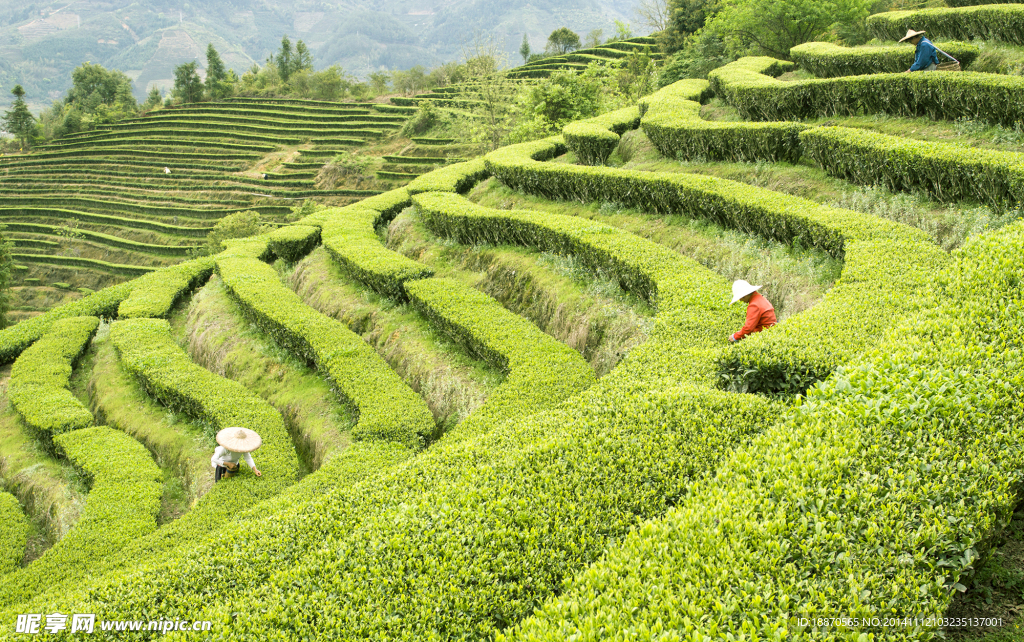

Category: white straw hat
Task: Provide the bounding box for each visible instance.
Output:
[899,29,926,43]
[731,280,762,304]
[216,427,262,453]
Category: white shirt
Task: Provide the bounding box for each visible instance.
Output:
[211,446,256,470]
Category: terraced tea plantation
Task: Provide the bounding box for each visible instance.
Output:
[0,97,412,322]
[3,7,1024,639]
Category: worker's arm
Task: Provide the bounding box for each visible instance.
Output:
[731,301,762,341]
[243,452,261,477]
[210,446,226,469]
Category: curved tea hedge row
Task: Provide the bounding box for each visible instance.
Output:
[405,277,596,441]
[0,282,132,363]
[484,136,946,393]
[215,234,436,449]
[639,78,806,163]
[316,194,434,299]
[801,126,1024,209]
[791,40,980,77]
[866,4,1024,45]
[0,426,162,608]
[562,106,641,165]
[110,318,299,489]
[0,492,29,575]
[9,316,99,440]
[117,257,216,319]
[505,220,1024,640]
[709,56,1024,126]
[407,158,490,194]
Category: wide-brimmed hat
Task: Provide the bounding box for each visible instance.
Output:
[216,427,262,453]
[731,279,762,304]
[899,29,927,43]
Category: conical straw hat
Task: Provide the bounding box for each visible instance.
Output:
[731,280,762,304]
[899,29,926,43]
[216,427,262,453]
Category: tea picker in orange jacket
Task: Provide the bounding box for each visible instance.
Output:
[729,280,776,342]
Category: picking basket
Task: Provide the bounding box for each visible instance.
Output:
[935,47,961,72]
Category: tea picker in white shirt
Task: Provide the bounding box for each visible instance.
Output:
[211,427,263,482]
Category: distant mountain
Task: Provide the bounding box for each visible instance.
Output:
[0,0,644,111]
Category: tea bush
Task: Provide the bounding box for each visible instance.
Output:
[639,78,806,163]
[8,316,100,440]
[0,492,29,575]
[405,276,596,441]
[791,41,980,77]
[867,5,1024,45]
[710,56,1024,126]
[484,136,946,393]
[117,257,215,319]
[0,427,161,608]
[801,125,1024,209]
[504,220,1024,640]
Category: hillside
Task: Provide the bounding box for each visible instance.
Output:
[0,0,642,110]
[3,3,1024,640]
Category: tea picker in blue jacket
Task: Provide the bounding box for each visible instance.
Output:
[900,29,939,72]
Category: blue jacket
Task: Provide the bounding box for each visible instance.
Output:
[910,37,939,71]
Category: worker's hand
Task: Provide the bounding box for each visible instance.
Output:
[903,69,910,73]
[728,334,736,343]
[253,468,262,477]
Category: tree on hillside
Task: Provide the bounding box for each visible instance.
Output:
[368,71,390,95]
[173,62,203,104]
[276,36,295,81]
[65,63,137,111]
[519,34,531,63]
[142,86,162,111]
[452,40,519,150]
[295,41,314,74]
[611,20,634,41]
[2,85,35,148]
[585,29,604,48]
[546,27,581,54]
[636,0,671,32]
[205,43,230,100]
[661,0,721,51]
[270,36,314,82]
[204,211,268,255]
[706,0,873,58]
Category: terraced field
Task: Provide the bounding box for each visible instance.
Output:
[3,7,1024,640]
[0,97,413,321]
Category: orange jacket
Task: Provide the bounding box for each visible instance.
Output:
[732,291,776,341]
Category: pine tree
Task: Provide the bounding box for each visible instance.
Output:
[205,43,229,99]
[143,86,162,111]
[2,85,35,149]
[278,36,294,81]
[173,62,203,103]
[295,40,314,74]
[519,34,531,63]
